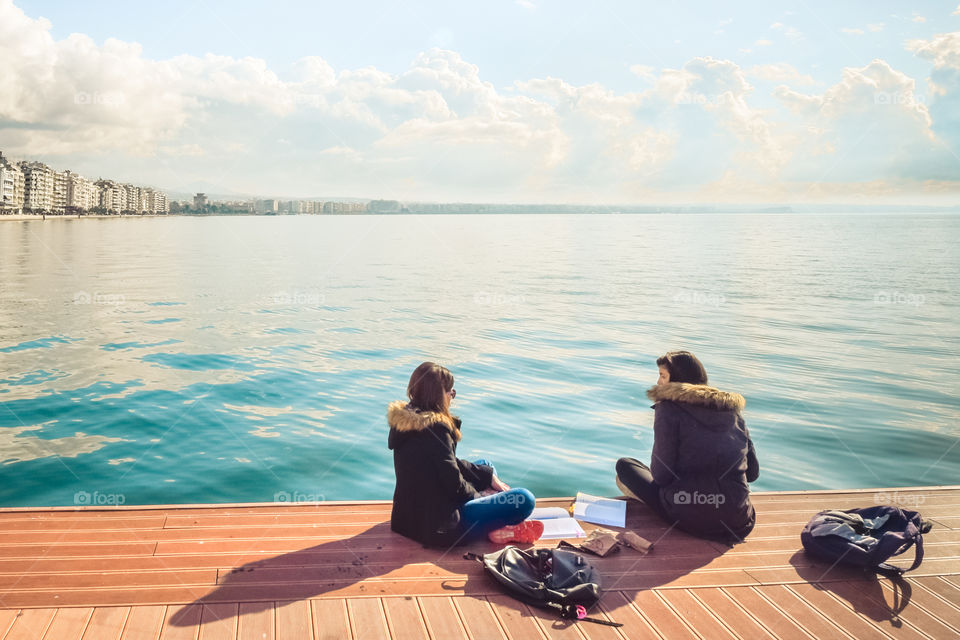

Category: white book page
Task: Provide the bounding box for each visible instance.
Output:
[572,492,627,528]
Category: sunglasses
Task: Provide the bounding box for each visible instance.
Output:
[447,388,456,399]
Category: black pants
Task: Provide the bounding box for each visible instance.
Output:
[616,457,669,519]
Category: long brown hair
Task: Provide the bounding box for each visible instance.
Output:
[407,362,455,415]
[657,350,708,385]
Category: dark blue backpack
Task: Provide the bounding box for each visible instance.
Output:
[800,505,931,576]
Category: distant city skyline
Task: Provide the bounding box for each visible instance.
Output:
[2,1,960,204]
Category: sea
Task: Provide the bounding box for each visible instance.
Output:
[0,213,958,507]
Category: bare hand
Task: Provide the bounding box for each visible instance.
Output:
[489,475,510,492]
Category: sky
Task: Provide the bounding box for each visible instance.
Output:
[2,0,960,204]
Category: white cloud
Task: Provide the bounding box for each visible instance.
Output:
[630,64,656,81]
[908,31,960,69]
[913,16,926,24]
[747,63,816,86]
[1,0,957,203]
[868,23,885,32]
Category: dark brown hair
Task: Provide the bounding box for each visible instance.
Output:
[407,362,455,415]
[656,351,708,385]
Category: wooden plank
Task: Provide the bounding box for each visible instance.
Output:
[656,589,738,640]
[873,578,960,638]
[0,542,157,559]
[594,591,660,639]
[164,513,388,528]
[275,600,313,640]
[722,586,815,640]
[159,603,201,640]
[523,605,585,640]
[3,608,56,640]
[785,583,890,640]
[120,605,167,640]
[418,597,467,640]
[747,557,960,585]
[310,599,350,640]
[806,581,929,639]
[451,596,506,640]
[237,602,275,640]
[486,595,545,640]
[0,609,20,638]
[80,607,130,640]
[347,598,388,640]
[752,585,850,639]
[382,597,429,639]
[909,576,960,632]
[621,591,697,640]
[691,588,776,639]
[3,568,217,590]
[198,603,238,640]
[602,568,761,590]
[0,518,166,533]
[41,607,93,640]
[0,530,161,544]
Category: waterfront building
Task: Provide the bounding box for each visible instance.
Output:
[52,171,68,214]
[96,179,127,214]
[142,188,169,214]
[255,199,278,214]
[0,153,24,214]
[18,161,55,213]
[65,172,99,212]
[124,184,142,213]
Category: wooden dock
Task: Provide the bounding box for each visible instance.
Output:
[0,486,957,639]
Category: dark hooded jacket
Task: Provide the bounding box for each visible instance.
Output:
[387,401,494,547]
[647,382,759,541]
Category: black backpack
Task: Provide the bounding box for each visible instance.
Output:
[800,505,931,576]
[464,546,621,627]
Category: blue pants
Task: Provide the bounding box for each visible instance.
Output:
[460,459,535,538]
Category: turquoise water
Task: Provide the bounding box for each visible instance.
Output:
[0,214,958,507]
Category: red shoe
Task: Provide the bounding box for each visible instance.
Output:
[488,520,544,544]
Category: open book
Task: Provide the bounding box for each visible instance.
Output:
[572,492,627,528]
[528,507,586,539]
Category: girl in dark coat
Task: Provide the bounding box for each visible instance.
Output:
[616,351,759,542]
[388,362,541,547]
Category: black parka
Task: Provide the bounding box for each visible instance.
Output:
[387,401,494,547]
[647,382,760,541]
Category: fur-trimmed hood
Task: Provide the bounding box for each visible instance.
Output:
[647,382,745,412]
[387,400,461,444]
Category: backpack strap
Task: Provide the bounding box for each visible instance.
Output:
[557,604,623,627]
[875,525,925,576]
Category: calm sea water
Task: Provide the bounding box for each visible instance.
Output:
[0,214,958,507]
